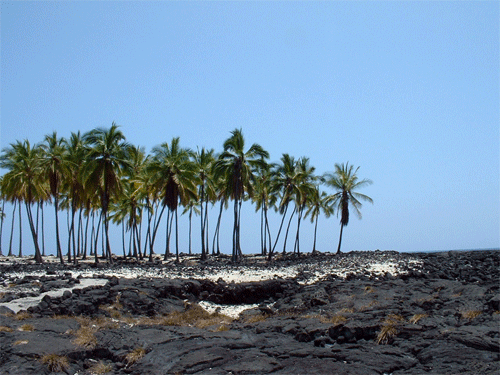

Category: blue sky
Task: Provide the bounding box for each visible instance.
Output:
[1,1,498,256]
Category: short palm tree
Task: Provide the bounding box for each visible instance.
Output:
[305,188,333,253]
[323,163,373,254]
[83,123,131,263]
[214,129,269,261]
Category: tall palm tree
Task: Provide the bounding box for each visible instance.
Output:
[40,131,67,264]
[323,162,373,254]
[63,131,87,263]
[0,140,44,263]
[149,137,197,262]
[292,157,317,255]
[192,147,215,260]
[214,129,269,261]
[83,123,131,263]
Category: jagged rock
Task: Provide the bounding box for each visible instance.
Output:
[0,250,498,374]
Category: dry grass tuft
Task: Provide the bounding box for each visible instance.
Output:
[364,286,375,294]
[339,307,355,314]
[87,360,113,374]
[306,313,347,325]
[18,323,34,332]
[409,313,429,324]
[14,311,32,321]
[160,303,232,329]
[461,310,482,321]
[72,325,98,349]
[40,353,69,372]
[125,347,146,366]
[242,314,270,324]
[13,340,29,346]
[0,325,13,332]
[377,314,405,345]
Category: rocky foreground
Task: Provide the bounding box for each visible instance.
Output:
[0,250,498,374]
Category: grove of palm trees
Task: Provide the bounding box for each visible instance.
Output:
[0,125,372,264]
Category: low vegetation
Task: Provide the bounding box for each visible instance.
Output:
[40,353,69,372]
[125,347,146,366]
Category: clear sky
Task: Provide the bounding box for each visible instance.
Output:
[1,1,498,256]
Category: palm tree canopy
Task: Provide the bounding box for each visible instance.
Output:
[0,140,45,204]
[323,162,373,226]
[148,137,197,211]
[214,128,269,202]
[82,123,132,212]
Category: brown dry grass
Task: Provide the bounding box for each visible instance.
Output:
[0,325,13,332]
[125,347,146,366]
[409,313,429,324]
[377,314,405,345]
[461,310,482,320]
[14,311,32,321]
[40,353,69,372]
[18,323,34,332]
[87,360,113,374]
[72,325,98,349]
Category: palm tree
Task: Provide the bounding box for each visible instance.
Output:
[40,131,67,264]
[192,147,215,260]
[83,123,131,263]
[305,188,333,253]
[268,154,299,259]
[323,162,373,254]
[253,162,275,256]
[149,137,197,262]
[63,131,87,263]
[292,157,317,255]
[214,129,269,262]
[0,140,44,263]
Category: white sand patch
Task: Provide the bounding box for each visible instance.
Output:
[0,254,423,286]
[198,300,260,319]
[0,278,108,314]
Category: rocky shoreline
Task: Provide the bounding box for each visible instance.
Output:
[0,250,498,374]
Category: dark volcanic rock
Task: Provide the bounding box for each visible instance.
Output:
[0,250,498,374]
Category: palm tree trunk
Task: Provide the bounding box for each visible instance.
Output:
[150,203,166,256]
[54,197,64,263]
[93,212,102,264]
[0,200,5,256]
[294,206,303,255]
[40,202,45,257]
[264,204,272,257]
[83,212,90,260]
[25,203,42,263]
[200,187,205,259]
[188,207,193,255]
[8,200,16,256]
[103,211,112,263]
[283,206,296,255]
[312,215,319,252]
[18,202,22,257]
[213,199,224,256]
[121,221,126,258]
[204,199,209,256]
[54,196,62,261]
[337,223,344,254]
[270,204,289,259]
[175,207,180,263]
